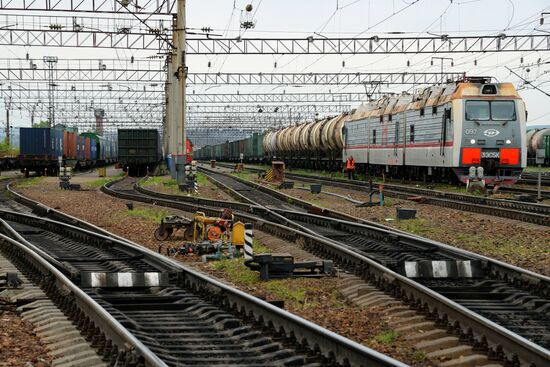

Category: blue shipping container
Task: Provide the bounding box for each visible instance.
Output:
[90,138,98,160]
[19,128,64,157]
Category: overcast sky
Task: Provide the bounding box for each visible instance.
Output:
[1,0,550,132]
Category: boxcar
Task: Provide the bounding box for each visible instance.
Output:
[118,129,161,176]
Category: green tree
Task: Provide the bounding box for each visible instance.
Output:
[32,120,50,128]
[0,137,18,155]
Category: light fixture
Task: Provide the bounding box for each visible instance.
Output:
[470,139,476,144]
[506,139,511,144]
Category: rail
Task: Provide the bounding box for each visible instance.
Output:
[98,176,550,367]
[213,163,550,226]
[6,180,405,367]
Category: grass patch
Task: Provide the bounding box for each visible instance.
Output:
[382,196,394,206]
[394,218,436,235]
[142,176,177,187]
[252,238,270,254]
[231,171,256,181]
[374,330,399,344]
[210,258,259,285]
[13,176,44,188]
[264,280,308,305]
[122,206,170,224]
[195,172,213,188]
[524,166,550,173]
[411,350,427,362]
[84,173,124,189]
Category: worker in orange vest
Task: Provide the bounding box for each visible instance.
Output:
[350,156,356,180]
[346,156,353,180]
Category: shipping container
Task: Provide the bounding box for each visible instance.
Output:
[19,127,64,158]
[63,131,78,160]
[77,136,85,160]
[84,137,92,160]
[90,137,98,160]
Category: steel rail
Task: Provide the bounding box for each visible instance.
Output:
[215,163,550,226]
[101,177,550,367]
[10,178,548,365]
[5,181,404,367]
[0,221,169,367]
[196,167,550,283]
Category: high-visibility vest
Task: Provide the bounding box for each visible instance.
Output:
[346,159,352,169]
[350,159,356,169]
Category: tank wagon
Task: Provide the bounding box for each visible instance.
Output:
[526,128,550,165]
[18,126,117,176]
[118,128,162,176]
[194,78,527,185]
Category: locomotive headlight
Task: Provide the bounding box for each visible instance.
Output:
[506,139,511,144]
[470,139,476,144]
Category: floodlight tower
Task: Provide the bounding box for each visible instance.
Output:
[43,56,58,127]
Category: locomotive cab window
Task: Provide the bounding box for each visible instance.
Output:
[465,101,490,120]
[465,100,516,121]
[491,101,516,120]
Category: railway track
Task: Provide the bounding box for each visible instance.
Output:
[518,172,550,187]
[496,186,550,200]
[99,174,550,366]
[214,163,550,226]
[2,181,403,367]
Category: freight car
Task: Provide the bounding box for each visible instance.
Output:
[118,129,161,176]
[18,126,117,176]
[526,128,550,165]
[195,77,527,185]
[81,132,118,165]
[194,132,266,164]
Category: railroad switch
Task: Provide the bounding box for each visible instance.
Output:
[245,253,335,280]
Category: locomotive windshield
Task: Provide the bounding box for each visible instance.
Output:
[465,100,516,121]
[491,101,516,120]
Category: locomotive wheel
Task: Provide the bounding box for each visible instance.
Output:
[154,227,173,241]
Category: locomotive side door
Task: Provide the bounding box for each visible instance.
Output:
[440,106,451,157]
[393,115,399,157]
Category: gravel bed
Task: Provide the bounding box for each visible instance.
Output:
[141,175,235,201]
[0,305,52,367]
[278,180,550,276]
[15,179,435,366]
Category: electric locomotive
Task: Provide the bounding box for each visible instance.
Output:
[194,77,527,186]
[342,77,526,185]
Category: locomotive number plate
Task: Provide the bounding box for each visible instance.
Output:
[481,151,500,158]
